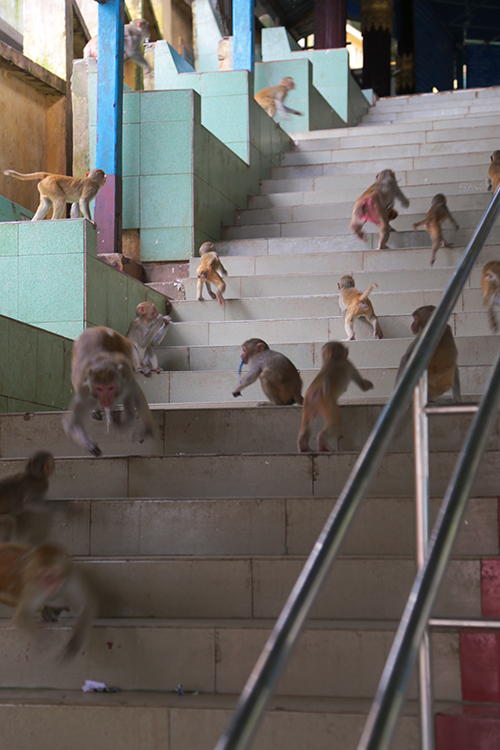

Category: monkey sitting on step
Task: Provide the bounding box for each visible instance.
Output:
[0,451,55,543]
[233,338,303,405]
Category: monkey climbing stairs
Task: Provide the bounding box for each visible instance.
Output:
[0,86,499,749]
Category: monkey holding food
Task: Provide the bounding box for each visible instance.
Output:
[254,77,303,120]
[297,342,374,452]
[0,451,55,542]
[196,242,228,309]
[395,305,461,402]
[233,338,303,405]
[481,261,500,332]
[63,326,155,457]
[126,301,171,375]
[3,168,106,226]
[412,194,459,266]
[487,150,500,195]
[350,169,410,250]
[0,543,95,660]
[337,275,383,341]
[84,18,152,73]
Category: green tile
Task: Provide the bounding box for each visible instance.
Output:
[123,91,141,123]
[0,257,19,318]
[140,174,193,228]
[123,123,141,176]
[19,220,86,256]
[193,123,211,182]
[105,266,129,335]
[140,89,198,123]
[89,126,97,168]
[5,322,37,401]
[84,220,98,256]
[141,227,193,262]
[0,318,9,389]
[35,330,67,408]
[140,120,193,175]
[123,177,140,229]
[200,70,249,97]
[85,255,108,326]
[19,254,84,323]
[0,223,19,256]
[202,95,248,146]
[254,64,269,91]
[39,321,84,339]
[0,396,8,413]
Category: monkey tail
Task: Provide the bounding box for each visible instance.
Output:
[3,170,50,181]
[359,283,378,302]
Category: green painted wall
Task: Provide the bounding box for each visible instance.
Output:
[0,314,72,413]
[0,196,33,223]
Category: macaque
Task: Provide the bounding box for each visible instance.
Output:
[233,338,303,405]
[350,169,410,250]
[218,37,231,71]
[0,452,55,542]
[337,275,383,341]
[487,150,500,194]
[84,18,152,73]
[396,305,461,402]
[481,261,500,332]
[3,168,106,226]
[0,543,95,660]
[196,242,228,310]
[126,301,171,375]
[297,342,374,452]
[254,77,303,120]
[412,194,459,266]
[63,326,154,457]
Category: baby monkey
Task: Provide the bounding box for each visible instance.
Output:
[3,168,106,226]
[233,338,303,405]
[412,194,459,266]
[297,342,374,452]
[481,261,500,332]
[0,451,55,542]
[487,150,500,195]
[338,275,383,341]
[197,242,228,309]
[254,77,303,120]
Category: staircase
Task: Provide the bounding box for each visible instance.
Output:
[2,87,500,750]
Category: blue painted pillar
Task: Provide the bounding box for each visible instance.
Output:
[232,0,254,73]
[94,0,124,254]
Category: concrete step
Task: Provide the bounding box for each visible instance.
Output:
[38,494,498,558]
[2,402,496,459]
[0,618,460,701]
[0,690,424,750]
[361,103,500,123]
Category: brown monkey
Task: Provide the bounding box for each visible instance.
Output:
[63,326,154,457]
[84,18,152,73]
[338,275,383,341]
[233,338,303,405]
[396,305,461,402]
[481,261,500,332]
[412,194,459,266]
[0,452,55,542]
[487,150,500,195]
[126,301,171,375]
[196,242,228,310]
[350,169,410,250]
[3,168,106,226]
[0,543,96,660]
[297,342,374,452]
[254,77,303,120]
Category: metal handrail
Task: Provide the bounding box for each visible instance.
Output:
[213,186,500,750]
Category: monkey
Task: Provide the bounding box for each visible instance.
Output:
[126,301,171,375]
[84,19,152,73]
[0,543,95,660]
[395,305,461,402]
[297,342,374,452]
[337,275,383,341]
[232,338,303,405]
[0,452,55,543]
[487,150,500,195]
[254,77,303,121]
[481,261,500,332]
[350,169,410,250]
[3,168,106,226]
[412,194,459,266]
[63,326,155,457]
[196,242,228,310]
[218,37,231,71]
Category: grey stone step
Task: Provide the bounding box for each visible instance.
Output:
[0,690,425,750]
[0,618,460,701]
[38,494,498,558]
[362,103,500,123]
